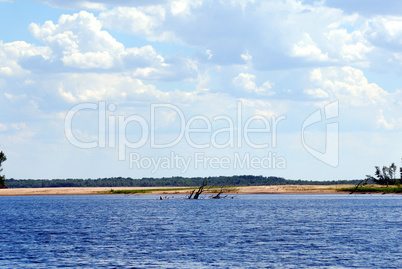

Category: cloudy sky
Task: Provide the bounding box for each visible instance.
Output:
[1,0,401,180]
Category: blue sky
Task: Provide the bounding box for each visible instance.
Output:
[0,0,401,180]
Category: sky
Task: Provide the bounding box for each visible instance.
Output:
[0,0,401,181]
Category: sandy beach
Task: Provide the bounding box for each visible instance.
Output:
[0,185,354,196]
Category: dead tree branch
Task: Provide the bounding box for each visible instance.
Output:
[187,189,195,199]
[211,186,224,199]
[193,179,207,199]
[350,177,370,194]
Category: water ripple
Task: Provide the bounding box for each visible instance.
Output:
[0,194,401,268]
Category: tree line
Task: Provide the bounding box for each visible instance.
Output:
[5,175,361,188]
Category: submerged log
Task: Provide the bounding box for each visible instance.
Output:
[187,189,195,199]
[193,180,206,199]
[350,178,370,194]
[211,187,224,199]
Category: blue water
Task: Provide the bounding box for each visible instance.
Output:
[0,194,401,268]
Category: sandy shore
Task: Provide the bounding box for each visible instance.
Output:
[0,185,353,196]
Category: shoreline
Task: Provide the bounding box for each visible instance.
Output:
[0,185,356,196]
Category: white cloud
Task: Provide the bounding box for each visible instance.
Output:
[0,123,7,132]
[367,16,402,50]
[4,93,28,101]
[62,51,115,69]
[53,72,210,104]
[136,1,374,68]
[306,66,388,106]
[325,28,372,64]
[304,88,329,99]
[8,122,35,144]
[0,66,13,76]
[21,11,197,80]
[99,6,174,41]
[124,45,164,67]
[240,51,252,63]
[56,73,160,103]
[303,66,402,131]
[291,33,329,62]
[31,0,368,72]
[29,11,124,69]
[170,0,203,16]
[206,50,213,60]
[16,0,400,72]
[233,73,274,96]
[376,109,395,130]
[132,57,197,80]
[0,41,49,77]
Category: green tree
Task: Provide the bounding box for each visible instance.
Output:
[367,163,398,187]
[389,163,397,180]
[0,151,6,188]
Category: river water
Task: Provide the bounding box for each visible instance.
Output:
[0,194,401,268]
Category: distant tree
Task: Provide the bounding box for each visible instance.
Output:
[400,159,402,183]
[0,151,7,188]
[367,163,398,187]
[389,163,397,180]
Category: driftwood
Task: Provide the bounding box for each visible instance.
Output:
[193,179,207,199]
[189,183,232,199]
[187,189,195,199]
[350,178,370,194]
[182,180,233,200]
[210,186,226,199]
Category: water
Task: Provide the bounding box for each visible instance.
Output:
[0,194,401,268]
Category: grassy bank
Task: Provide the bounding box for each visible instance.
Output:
[339,185,402,194]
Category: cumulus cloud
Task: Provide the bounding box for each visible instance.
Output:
[99,6,174,41]
[170,0,203,16]
[233,73,274,96]
[15,0,399,72]
[4,93,28,101]
[325,28,372,64]
[22,11,197,80]
[376,109,395,130]
[305,66,388,106]
[366,16,402,50]
[123,0,372,68]
[303,88,329,99]
[29,11,124,69]
[53,73,209,104]
[291,33,329,62]
[56,73,161,103]
[0,41,49,77]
